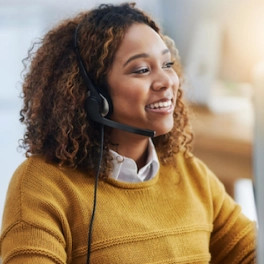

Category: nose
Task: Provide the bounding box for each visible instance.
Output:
[151,69,179,91]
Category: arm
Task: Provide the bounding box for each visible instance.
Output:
[1,222,66,264]
[208,166,256,263]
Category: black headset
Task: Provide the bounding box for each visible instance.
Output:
[73,24,155,138]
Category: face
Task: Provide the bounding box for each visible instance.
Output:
[107,23,179,138]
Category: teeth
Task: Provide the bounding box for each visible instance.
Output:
[147,100,172,109]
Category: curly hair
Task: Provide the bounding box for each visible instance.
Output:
[20,2,193,178]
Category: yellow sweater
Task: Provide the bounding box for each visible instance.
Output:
[0,153,256,264]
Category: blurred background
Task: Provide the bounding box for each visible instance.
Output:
[0,0,263,261]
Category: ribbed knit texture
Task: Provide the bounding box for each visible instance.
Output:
[0,153,256,263]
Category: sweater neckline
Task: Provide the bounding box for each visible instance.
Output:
[104,170,160,189]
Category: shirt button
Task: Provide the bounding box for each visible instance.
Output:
[116,155,124,163]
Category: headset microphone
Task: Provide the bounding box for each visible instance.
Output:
[74,26,155,138]
[86,97,156,137]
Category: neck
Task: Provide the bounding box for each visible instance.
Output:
[110,130,149,170]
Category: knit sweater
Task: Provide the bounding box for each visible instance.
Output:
[0,153,256,264]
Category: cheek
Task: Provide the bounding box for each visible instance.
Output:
[110,80,146,108]
[113,90,142,112]
[172,75,180,98]
[172,72,180,88]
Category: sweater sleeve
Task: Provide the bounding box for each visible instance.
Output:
[0,158,70,264]
[200,160,257,264]
[0,222,66,264]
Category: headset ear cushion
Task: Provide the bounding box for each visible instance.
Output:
[99,93,110,117]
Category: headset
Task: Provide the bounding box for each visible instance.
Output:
[73,24,156,264]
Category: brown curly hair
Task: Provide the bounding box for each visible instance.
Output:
[20,2,193,178]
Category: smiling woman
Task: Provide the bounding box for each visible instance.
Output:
[0,2,256,264]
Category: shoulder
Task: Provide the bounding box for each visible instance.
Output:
[159,151,224,194]
[6,156,68,200]
[2,156,92,225]
[7,156,98,210]
[11,155,92,189]
[11,156,64,183]
[4,156,66,215]
[170,152,227,203]
[172,152,221,184]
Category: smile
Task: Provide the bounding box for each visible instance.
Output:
[146,99,173,110]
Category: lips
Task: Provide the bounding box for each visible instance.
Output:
[145,99,173,110]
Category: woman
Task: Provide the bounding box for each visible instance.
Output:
[0,3,256,264]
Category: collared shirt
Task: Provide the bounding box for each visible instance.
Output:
[109,139,160,183]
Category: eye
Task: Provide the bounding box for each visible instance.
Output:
[132,67,150,74]
[163,61,175,69]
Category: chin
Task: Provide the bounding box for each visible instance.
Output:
[153,124,174,137]
[155,117,174,134]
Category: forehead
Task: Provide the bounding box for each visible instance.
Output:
[113,23,169,63]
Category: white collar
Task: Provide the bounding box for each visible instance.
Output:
[109,139,160,183]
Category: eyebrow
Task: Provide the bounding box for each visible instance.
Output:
[123,48,170,67]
